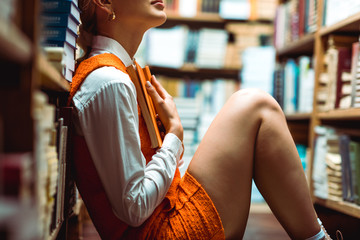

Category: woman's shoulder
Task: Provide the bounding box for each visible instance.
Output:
[73,66,136,110]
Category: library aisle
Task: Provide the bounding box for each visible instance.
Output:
[3,0,360,239]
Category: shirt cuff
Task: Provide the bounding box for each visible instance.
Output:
[162,133,184,163]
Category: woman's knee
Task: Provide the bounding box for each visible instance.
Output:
[229,88,284,118]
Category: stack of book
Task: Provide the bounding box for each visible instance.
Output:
[255,0,278,20]
[146,26,230,69]
[195,28,228,68]
[325,133,343,202]
[174,97,200,176]
[241,46,275,95]
[316,35,359,112]
[313,126,329,200]
[219,0,251,20]
[225,22,273,68]
[313,126,360,205]
[40,0,81,82]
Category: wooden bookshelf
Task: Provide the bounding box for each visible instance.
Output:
[286,112,312,121]
[275,0,360,223]
[0,18,32,63]
[317,108,360,120]
[276,33,315,57]
[150,65,240,80]
[162,12,273,29]
[314,197,360,219]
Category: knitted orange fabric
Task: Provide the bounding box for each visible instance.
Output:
[69,53,225,239]
[69,53,156,163]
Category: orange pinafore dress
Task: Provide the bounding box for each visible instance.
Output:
[68,53,225,239]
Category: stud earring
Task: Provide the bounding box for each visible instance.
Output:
[109,11,116,21]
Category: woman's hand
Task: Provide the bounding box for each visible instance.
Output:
[145,75,183,142]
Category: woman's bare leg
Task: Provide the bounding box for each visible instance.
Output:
[187,89,320,239]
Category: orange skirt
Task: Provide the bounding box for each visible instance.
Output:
[122,170,225,240]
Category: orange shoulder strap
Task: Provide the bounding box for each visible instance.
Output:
[67,53,127,106]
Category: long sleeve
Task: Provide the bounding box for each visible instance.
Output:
[73,66,183,227]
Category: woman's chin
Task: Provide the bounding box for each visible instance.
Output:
[151,12,167,27]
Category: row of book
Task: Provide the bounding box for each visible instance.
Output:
[273,56,315,114]
[32,91,69,239]
[322,0,360,27]
[40,0,81,82]
[317,35,360,112]
[313,126,360,205]
[164,0,277,20]
[0,91,65,239]
[144,26,228,69]
[141,22,273,70]
[274,0,318,50]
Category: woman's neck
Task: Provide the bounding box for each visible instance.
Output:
[96,23,146,59]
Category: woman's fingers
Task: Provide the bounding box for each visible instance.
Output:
[145,81,163,104]
[151,75,169,99]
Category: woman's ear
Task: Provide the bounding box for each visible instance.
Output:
[92,0,113,16]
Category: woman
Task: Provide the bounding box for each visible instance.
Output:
[69,0,335,239]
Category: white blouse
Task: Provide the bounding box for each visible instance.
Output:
[72,35,183,227]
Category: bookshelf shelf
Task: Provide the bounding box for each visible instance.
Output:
[317,108,360,120]
[37,54,70,92]
[0,18,32,63]
[162,12,273,29]
[286,112,312,121]
[276,33,315,57]
[319,12,360,36]
[150,65,239,80]
[315,197,360,219]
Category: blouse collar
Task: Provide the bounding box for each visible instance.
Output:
[90,35,134,67]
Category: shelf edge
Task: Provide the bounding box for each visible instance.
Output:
[0,19,32,63]
[37,54,70,92]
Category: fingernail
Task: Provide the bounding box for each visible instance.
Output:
[145,81,151,88]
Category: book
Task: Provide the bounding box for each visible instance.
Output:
[41,27,78,48]
[339,134,353,202]
[0,152,32,200]
[126,64,163,148]
[41,13,80,36]
[351,41,360,107]
[41,0,80,21]
[349,140,360,205]
[219,0,251,20]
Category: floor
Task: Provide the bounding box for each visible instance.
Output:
[81,203,290,239]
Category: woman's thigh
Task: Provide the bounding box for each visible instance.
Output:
[187,89,268,239]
